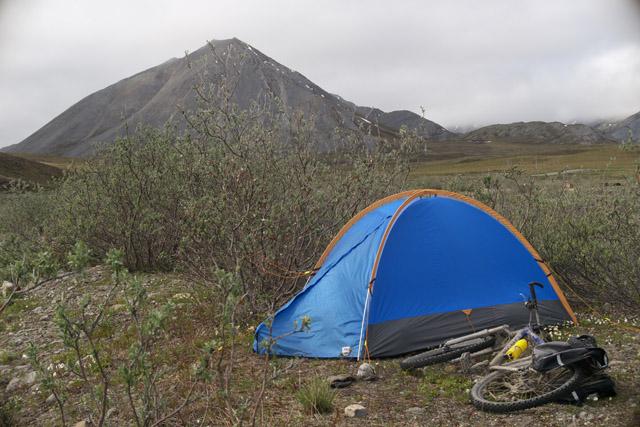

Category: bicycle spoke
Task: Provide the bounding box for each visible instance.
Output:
[483,367,572,402]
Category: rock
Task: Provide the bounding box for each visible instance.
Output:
[5,371,37,392]
[344,404,367,418]
[46,393,57,405]
[1,281,16,297]
[356,363,376,380]
[111,304,126,312]
[603,302,612,312]
[23,371,37,386]
[5,377,22,393]
[74,421,90,427]
[106,407,118,419]
[406,407,426,416]
[327,374,355,388]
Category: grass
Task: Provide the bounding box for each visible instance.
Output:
[295,377,336,414]
[418,367,472,403]
[411,142,640,178]
[0,152,62,188]
[6,152,78,170]
[0,296,40,330]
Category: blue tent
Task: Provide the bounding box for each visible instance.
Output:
[254,190,576,359]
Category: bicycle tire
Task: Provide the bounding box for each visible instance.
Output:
[400,336,495,370]
[470,366,582,413]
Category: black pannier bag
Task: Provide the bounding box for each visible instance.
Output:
[532,335,608,373]
[532,335,616,404]
[556,372,617,405]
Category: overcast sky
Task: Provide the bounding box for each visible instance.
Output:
[1,0,640,147]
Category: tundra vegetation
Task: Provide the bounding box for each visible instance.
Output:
[1,50,639,425]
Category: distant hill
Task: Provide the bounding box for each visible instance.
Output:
[600,110,640,143]
[0,152,62,189]
[3,38,453,157]
[464,121,614,145]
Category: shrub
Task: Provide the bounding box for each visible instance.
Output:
[295,377,336,414]
[49,126,190,271]
[44,46,410,311]
[0,398,19,427]
[0,183,54,259]
[27,247,194,427]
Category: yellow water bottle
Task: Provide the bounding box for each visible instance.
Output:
[505,338,528,360]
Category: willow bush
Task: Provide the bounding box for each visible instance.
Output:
[47,93,409,313]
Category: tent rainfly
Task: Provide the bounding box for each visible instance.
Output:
[253,189,576,359]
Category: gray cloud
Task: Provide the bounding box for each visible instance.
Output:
[1,0,639,147]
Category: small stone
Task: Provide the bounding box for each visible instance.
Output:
[23,371,37,386]
[46,393,57,405]
[406,407,426,416]
[5,377,21,393]
[1,281,16,297]
[5,371,36,392]
[344,404,367,418]
[356,363,376,380]
[106,407,118,419]
[603,302,612,313]
[111,304,126,312]
[579,411,588,419]
[74,421,90,427]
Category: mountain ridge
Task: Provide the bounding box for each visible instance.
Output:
[3,38,453,157]
[464,120,616,145]
[3,37,636,157]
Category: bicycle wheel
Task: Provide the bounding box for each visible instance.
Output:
[470,366,582,413]
[400,336,495,370]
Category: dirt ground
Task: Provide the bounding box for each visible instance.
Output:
[1,268,639,426]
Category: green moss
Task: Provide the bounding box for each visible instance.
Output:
[0,350,19,364]
[418,368,472,403]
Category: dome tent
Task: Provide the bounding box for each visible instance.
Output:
[253,189,576,359]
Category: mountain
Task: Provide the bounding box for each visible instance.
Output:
[0,153,62,189]
[463,121,614,145]
[3,38,453,157]
[599,110,640,143]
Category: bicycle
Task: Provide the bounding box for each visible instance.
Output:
[400,282,547,371]
[468,334,612,413]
